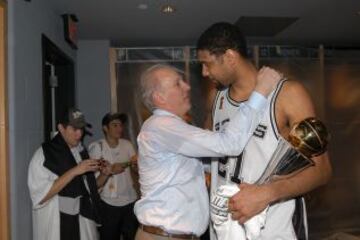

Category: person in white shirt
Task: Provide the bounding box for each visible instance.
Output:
[134,64,282,240]
[89,112,139,240]
[28,108,104,240]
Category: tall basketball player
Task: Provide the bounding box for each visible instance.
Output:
[197,22,332,240]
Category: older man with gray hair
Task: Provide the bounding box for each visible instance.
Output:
[134,64,282,240]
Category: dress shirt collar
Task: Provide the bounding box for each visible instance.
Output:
[153,108,183,121]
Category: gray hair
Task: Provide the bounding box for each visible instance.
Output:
[140,64,184,111]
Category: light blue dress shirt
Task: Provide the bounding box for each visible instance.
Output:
[134,92,266,236]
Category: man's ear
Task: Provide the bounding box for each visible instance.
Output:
[152,91,165,106]
[224,49,237,66]
[57,123,64,133]
[102,125,108,134]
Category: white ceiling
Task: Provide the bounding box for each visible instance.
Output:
[50,0,360,47]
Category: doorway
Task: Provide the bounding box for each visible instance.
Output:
[42,35,75,141]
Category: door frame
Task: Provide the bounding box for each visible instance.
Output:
[0,1,10,240]
[42,35,75,141]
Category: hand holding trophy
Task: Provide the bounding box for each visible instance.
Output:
[211,117,330,240]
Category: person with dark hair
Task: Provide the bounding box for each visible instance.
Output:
[28,108,103,240]
[197,22,248,59]
[88,112,139,240]
[134,64,282,240]
[197,22,332,240]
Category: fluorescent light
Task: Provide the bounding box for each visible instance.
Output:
[161,4,176,14]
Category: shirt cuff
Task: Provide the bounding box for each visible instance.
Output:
[247,91,267,111]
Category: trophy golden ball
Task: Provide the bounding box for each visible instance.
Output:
[288,117,329,158]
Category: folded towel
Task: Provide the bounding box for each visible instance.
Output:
[210,184,268,240]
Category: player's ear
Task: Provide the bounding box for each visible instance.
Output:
[224,49,237,66]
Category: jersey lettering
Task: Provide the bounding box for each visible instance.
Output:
[253,124,267,138]
[214,118,230,132]
[215,122,220,131]
[221,118,230,126]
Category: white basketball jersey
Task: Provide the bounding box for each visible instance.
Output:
[211,80,308,240]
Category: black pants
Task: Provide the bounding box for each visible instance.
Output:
[99,200,138,240]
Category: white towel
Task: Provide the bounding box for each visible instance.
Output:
[210,184,268,240]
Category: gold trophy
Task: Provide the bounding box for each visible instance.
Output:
[256,117,330,184]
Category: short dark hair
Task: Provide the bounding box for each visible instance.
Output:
[197,22,248,58]
[101,112,127,127]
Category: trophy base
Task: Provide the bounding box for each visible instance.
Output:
[256,137,315,184]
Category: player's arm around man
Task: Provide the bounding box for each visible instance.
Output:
[229,80,332,224]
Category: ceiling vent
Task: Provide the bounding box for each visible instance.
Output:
[235,16,299,37]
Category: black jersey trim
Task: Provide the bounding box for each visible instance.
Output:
[225,87,248,107]
[292,197,308,240]
[270,79,287,140]
[211,90,222,126]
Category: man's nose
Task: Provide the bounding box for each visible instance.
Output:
[182,81,191,91]
[202,66,209,77]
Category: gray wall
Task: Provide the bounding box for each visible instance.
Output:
[8,1,76,239]
[77,40,111,145]
[8,2,111,239]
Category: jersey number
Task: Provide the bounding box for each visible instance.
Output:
[218,152,245,184]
